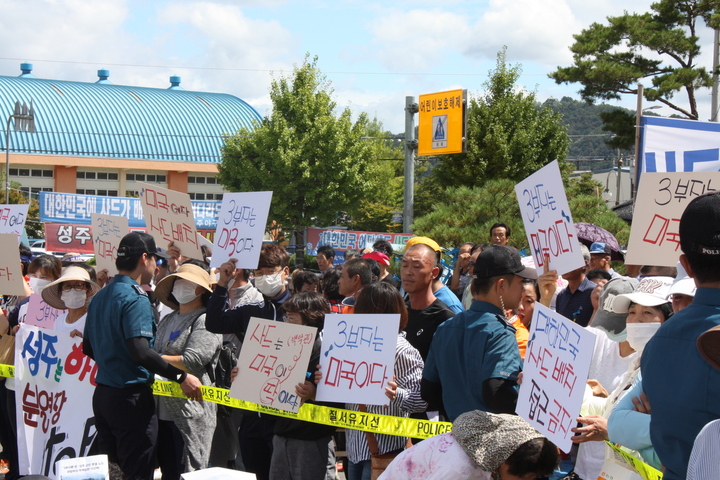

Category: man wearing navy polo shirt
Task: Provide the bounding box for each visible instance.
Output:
[84,232,202,480]
[421,245,536,421]
[642,192,720,480]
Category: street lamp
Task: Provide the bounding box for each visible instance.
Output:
[5,101,36,203]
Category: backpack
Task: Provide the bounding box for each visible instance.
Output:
[206,340,238,417]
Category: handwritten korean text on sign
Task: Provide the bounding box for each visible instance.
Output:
[626,172,720,266]
[92,214,129,276]
[138,182,202,260]
[231,317,316,414]
[25,294,64,330]
[517,304,594,453]
[0,204,29,242]
[515,160,584,276]
[15,325,98,478]
[211,191,272,269]
[316,313,399,406]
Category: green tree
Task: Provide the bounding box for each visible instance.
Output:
[412,178,628,249]
[350,121,404,232]
[550,0,720,119]
[428,48,570,190]
[218,56,378,262]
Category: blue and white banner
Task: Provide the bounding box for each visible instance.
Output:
[640,116,720,174]
[39,192,221,229]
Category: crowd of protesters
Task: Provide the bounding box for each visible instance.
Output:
[1,192,719,480]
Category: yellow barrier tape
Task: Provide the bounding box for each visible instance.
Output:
[0,364,451,439]
[606,442,663,480]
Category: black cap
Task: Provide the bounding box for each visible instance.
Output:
[117,232,169,259]
[473,245,537,279]
[680,191,720,256]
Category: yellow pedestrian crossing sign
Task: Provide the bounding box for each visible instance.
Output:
[418,89,466,156]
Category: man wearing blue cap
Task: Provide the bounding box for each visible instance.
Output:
[588,242,621,278]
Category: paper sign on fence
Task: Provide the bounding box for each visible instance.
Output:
[15,325,98,479]
[0,204,29,242]
[0,233,27,295]
[25,293,64,330]
[625,172,720,267]
[516,303,595,452]
[231,317,317,413]
[92,214,129,276]
[315,313,399,406]
[210,192,272,269]
[515,160,584,276]
[137,182,202,260]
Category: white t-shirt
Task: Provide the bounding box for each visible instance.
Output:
[53,312,87,335]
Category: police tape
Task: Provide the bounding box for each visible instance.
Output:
[0,364,452,439]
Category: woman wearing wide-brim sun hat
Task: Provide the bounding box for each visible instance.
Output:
[41,266,101,338]
[152,260,222,477]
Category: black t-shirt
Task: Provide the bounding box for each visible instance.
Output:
[404,298,455,360]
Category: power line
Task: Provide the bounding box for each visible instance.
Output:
[0,56,551,77]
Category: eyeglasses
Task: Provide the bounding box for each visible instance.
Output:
[62,283,88,292]
[468,262,476,268]
[254,267,283,277]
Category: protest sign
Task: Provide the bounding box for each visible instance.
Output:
[15,325,98,479]
[137,182,202,260]
[625,172,720,267]
[515,160,584,275]
[210,191,273,269]
[517,303,595,452]
[316,313,399,406]
[45,223,94,254]
[640,116,720,174]
[0,233,26,295]
[25,294,64,330]
[56,454,109,480]
[0,204,29,242]
[306,227,413,254]
[91,214,128,276]
[231,317,316,413]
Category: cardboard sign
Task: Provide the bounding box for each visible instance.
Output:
[516,303,595,453]
[91,214,129,276]
[231,317,317,413]
[15,325,98,478]
[315,313,399,406]
[210,192,273,269]
[24,294,64,330]
[515,160,584,275]
[137,183,202,260]
[0,233,26,295]
[56,454,109,480]
[625,172,720,266]
[0,204,29,242]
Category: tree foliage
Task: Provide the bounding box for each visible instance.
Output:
[218,55,379,237]
[427,48,570,191]
[550,0,720,119]
[412,178,628,249]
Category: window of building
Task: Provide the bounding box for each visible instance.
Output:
[207,176,217,185]
[98,172,108,180]
[9,169,18,176]
[126,174,135,181]
[126,190,138,197]
[109,173,118,180]
[146,175,156,182]
[135,174,145,182]
[19,169,29,177]
[157,175,166,182]
[43,170,53,178]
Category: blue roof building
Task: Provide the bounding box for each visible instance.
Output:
[0,63,261,199]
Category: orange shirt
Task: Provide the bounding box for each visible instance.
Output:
[510,315,529,360]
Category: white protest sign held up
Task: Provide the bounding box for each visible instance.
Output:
[626,172,720,267]
[25,294,64,330]
[137,182,203,260]
[316,313,399,406]
[232,317,317,413]
[517,303,595,453]
[0,233,27,295]
[15,325,98,479]
[92,214,129,276]
[0,204,29,242]
[515,160,584,276]
[210,192,272,269]
[56,454,109,480]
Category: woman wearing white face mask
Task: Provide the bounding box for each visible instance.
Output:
[152,260,222,479]
[573,276,674,477]
[41,266,101,338]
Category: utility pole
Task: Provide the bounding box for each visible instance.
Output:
[403,97,418,234]
[711,28,719,122]
[632,84,643,200]
[5,100,36,203]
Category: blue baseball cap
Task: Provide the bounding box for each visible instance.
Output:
[589,242,611,255]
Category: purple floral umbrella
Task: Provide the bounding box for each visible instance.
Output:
[573,222,624,261]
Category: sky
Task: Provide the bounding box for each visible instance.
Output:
[0,0,717,133]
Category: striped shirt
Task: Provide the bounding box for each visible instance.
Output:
[345,334,426,464]
[687,419,720,480]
